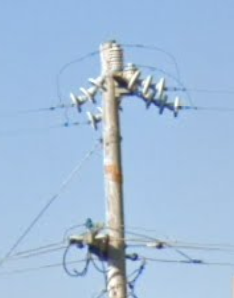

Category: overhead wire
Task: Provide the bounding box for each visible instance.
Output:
[0,121,89,138]
[124,235,234,254]
[0,259,87,277]
[1,255,234,278]
[56,50,99,104]
[11,241,65,257]
[63,223,87,242]
[185,87,234,95]
[191,106,234,113]
[123,225,234,250]
[135,64,234,113]
[123,43,181,80]
[2,224,86,264]
[126,239,234,253]
[0,140,101,267]
[0,103,75,119]
[141,256,234,268]
[63,244,91,277]
[105,225,234,257]
[8,245,66,262]
[105,226,198,264]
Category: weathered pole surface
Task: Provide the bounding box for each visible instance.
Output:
[101,41,127,298]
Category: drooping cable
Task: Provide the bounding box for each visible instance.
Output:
[62,244,91,277]
[126,253,146,298]
[123,43,181,80]
[56,51,99,104]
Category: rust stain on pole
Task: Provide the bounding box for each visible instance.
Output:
[105,164,123,183]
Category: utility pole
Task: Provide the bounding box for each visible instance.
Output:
[68,40,185,298]
[100,42,127,298]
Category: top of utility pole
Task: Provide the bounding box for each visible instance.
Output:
[100,41,124,73]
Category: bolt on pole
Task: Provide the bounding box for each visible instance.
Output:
[100,41,127,298]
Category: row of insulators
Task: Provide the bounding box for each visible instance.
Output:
[122,64,183,117]
[70,65,184,129]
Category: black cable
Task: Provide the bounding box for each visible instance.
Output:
[128,260,146,285]
[127,256,146,298]
[90,255,108,288]
[56,50,99,104]
[123,43,181,80]
[90,254,109,275]
[63,244,90,277]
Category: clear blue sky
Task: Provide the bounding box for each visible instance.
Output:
[1,1,234,297]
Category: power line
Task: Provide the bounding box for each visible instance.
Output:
[63,223,88,241]
[10,241,66,258]
[191,106,234,113]
[4,223,87,263]
[0,259,87,276]
[0,121,89,138]
[123,231,234,253]
[7,245,66,263]
[126,240,234,253]
[186,87,234,95]
[1,254,234,278]
[0,103,75,119]
[124,225,234,249]
[56,51,99,104]
[123,43,181,80]
[0,140,101,267]
[142,256,234,268]
[105,226,234,254]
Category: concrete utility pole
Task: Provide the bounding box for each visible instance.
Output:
[100,42,127,298]
[69,40,184,298]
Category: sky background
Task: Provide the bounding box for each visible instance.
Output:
[1,1,234,297]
